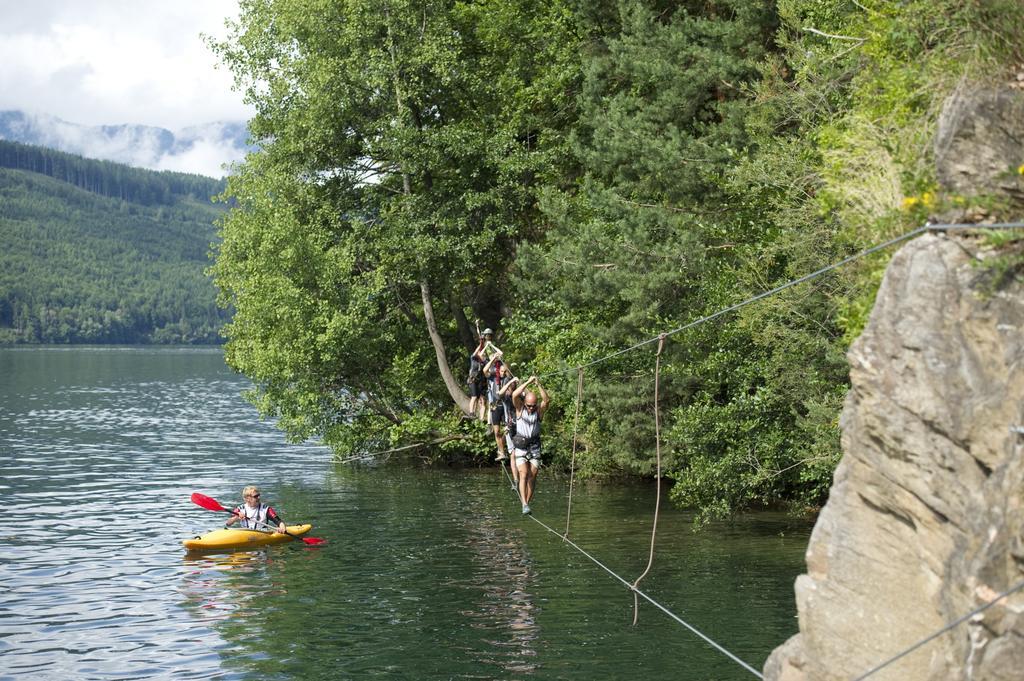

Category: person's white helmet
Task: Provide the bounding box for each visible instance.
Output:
[482,328,494,336]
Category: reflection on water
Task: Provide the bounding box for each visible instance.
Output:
[1,347,811,680]
[0,347,331,680]
[180,551,269,623]
[455,510,540,675]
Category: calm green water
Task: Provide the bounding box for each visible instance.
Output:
[0,347,810,680]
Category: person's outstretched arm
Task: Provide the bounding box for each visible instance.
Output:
[511,376,533,411]
[498,376,518,397]
[537,381,550,416]
[483,352,501,376]
[472,338,487,363]
[267,507,287,533]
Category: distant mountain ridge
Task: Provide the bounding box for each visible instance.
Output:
[0,140,229,344]
[0,110,251,178]
[0,139,225,205]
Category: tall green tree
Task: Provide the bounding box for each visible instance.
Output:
[210,0,1024,524]
[211,0,580,452]
[506,1,833,523]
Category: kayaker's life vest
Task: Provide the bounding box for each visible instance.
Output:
[234,503,271,529]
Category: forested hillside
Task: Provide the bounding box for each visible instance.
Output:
[210,0,1024,520]
[0,141,228,344]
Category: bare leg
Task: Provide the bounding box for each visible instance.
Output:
[507,433,519,483]
[523,463,538,505]
[493,425,506,460]
[517,460,529,506]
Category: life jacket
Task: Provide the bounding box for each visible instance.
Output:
[514,408,541,447]
[234,503,271,529]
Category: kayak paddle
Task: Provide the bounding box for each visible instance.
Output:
[190,492,326,545]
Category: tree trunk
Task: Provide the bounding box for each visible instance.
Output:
[384,10,469,416]
[451,294,475,353]
[420,279,472,414]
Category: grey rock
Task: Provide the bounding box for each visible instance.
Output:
[934,85,1024,204]
[764,233,1024,680]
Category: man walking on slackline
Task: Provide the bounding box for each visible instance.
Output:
[511,376,549,515]
[483,351,513,461]
[466,329,491,421]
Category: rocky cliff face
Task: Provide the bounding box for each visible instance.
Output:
[764,79,1024,681]
[764,233,1024,680]
[935,85,1024,206]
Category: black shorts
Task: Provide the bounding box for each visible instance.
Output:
[489,402,505,426]
[468,376,487,397]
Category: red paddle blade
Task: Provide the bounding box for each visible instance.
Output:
[300,536,327,546]
[191,492,229,513]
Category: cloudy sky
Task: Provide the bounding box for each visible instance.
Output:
[0,0,254,176]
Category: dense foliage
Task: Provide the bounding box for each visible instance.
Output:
[212,0,1024,521]
[0,145,229,344]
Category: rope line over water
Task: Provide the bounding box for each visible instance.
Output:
[537,221,1024,380]
[563,367,584,538]
[352,219,1024,678]
[496,220,1024,679]
[498,460,764,679]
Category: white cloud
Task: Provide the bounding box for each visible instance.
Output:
[0,0,252,131]
[155,138,247,178]
[0,111,250,178]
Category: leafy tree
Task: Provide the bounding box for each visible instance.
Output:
[210,0,580,451]
[506,1,839,523]
[208,0,1024,524]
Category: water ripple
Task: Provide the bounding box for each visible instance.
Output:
[1,348,810,681]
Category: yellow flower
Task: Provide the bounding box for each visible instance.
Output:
[901,196,920,210]
[1018,163,1024,175]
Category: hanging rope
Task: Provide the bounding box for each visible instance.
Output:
[563,367,585,538]
[498,455,761,677]
[513,489,764,678]
[632,334,666,626]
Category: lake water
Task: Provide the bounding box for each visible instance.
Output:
[0,346,811,680]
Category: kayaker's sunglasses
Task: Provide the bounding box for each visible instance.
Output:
[246,493,260,498]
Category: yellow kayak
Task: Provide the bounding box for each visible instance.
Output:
[182,524,313,551]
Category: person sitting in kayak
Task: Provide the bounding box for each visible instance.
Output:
[224,486,287,533]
